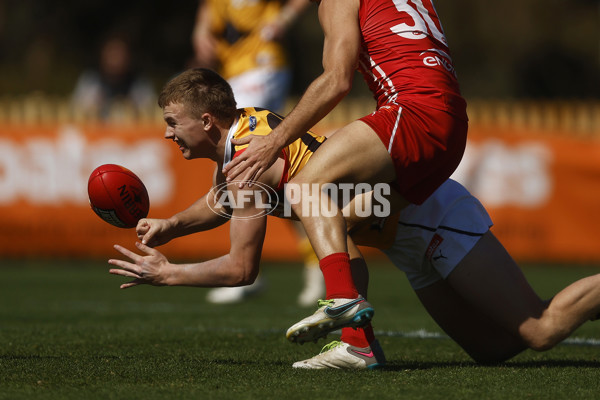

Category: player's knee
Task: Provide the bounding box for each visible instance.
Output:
[519,321,563,352]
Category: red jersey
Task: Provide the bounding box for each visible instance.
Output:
[358,0,467,120]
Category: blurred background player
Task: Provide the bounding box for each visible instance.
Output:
[191,0,320,306]
[71,35,156,121]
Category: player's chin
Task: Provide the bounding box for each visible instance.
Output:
[183,150,199,160]
[181,149,192,159]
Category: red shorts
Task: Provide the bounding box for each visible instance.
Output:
[360,103,467,205]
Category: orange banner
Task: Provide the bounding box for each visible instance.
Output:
[1,123,599,262]
[450,126,600,262]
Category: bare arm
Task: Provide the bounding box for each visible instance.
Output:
[222,0,361,185]
[192,0,218,68]
[109,183,268,289]
[137,170,230,247]
[277,0,361,141]
[167,209,267,287]
[260,0,311,41]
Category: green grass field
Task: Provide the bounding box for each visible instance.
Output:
[2,258,600,399]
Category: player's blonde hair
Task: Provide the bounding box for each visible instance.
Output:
[158,68,237,122]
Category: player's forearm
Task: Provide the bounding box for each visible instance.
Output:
[168,196,228,237]
[163,254,251,287]
[168,211,227,238]
[194,1,210,31]
[278,71,351,147]
[280,0,310,26]
[285,0,311,15]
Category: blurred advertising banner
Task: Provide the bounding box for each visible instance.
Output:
[451,126,600,263]
[0,122,599,262]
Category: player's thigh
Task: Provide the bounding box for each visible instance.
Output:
[445,231,545,336]
[416,280,527,363]
[291,120,396,186]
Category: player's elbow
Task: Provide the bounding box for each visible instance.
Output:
[322,69,353,99]
[521,326,564,352]
[225,258,260,287]
[332,75,353,98]
[236,272,259,287]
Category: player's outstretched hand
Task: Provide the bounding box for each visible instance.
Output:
[222,133,282,187]
[136,218,175,247]
[108,242,170,289]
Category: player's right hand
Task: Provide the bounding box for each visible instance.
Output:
[136,218,174,247]
[223,133,282,187]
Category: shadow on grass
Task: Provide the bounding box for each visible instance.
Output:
[382,359,600,371]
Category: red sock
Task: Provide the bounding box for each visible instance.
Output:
[320,252,358,299]
[341,324,375,348]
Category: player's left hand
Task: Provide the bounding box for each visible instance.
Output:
[108,242,170,289]
[223,133,282,187]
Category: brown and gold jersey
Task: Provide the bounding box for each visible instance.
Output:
[223,107,326,189]
[207,0,288,79]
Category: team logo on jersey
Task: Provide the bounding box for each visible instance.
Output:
[249,116,257,132]
[420,49,456,77]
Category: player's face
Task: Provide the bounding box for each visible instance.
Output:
[163,102,207,160]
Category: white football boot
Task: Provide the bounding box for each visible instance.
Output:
[286,297,374,343]
[292,340,386,369]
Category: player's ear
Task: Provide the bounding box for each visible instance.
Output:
[201,112,213,130]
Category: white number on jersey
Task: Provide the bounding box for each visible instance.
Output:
[389,0,446,45]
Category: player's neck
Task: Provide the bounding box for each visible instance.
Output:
[212,122,233,164]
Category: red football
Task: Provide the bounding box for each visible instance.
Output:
[88,164,150,228]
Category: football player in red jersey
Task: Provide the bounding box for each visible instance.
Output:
[222,0,468,350]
